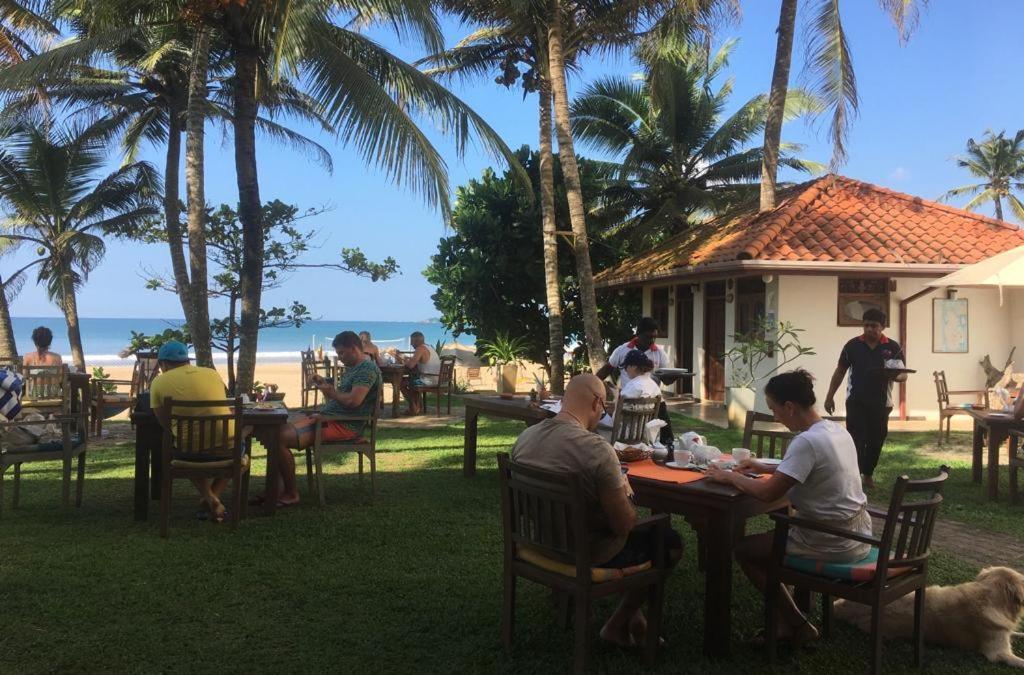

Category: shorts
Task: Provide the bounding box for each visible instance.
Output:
[293,416,360,442]
[598,526,683,569]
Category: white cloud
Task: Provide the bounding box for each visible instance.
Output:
[889,166,911,181]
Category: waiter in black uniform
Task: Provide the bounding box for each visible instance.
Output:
[824,308,907,489]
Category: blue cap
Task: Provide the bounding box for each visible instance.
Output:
[157,341,190,363]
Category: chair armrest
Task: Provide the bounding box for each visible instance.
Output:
[947,389,988,395]
[769,511,880,547]
[631,513,671,533]
[866,506,888,520]
[314,414,372,423]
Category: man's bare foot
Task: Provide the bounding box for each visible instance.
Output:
[276,492,300,507]
[628,610,647,644]
[599,622,636,648]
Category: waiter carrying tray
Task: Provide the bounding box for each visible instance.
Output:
[824,308,908,489]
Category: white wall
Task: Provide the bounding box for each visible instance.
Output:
[777,275,1016,419]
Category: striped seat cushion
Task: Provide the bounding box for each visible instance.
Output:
[784,547,912,582]
[516,546,652,583]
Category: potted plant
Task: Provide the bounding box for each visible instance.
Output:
[723,319,815,429]
[478,334,528,395]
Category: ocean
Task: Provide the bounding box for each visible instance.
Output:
[10,317,473,366]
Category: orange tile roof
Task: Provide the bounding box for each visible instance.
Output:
[595,174,1024,287]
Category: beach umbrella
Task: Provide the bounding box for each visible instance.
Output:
[927,244,1024,305]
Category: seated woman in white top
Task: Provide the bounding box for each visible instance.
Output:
[707,369,870,646]
[618,349,661,399]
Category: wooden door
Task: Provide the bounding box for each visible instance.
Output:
[675,285,694,395]
[704,282,726,402]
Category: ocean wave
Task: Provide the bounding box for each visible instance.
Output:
[75,350,313,366]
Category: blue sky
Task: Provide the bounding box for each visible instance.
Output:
[7,1,1022,322]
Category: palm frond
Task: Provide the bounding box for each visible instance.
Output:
[803,0,858,168]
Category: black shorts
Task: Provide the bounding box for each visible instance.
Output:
[599,526,683,568]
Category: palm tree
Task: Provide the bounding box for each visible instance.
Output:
[571,38,823,248]
[758,0,929,211]
[941,130,1024,224]
[0,125,160,370]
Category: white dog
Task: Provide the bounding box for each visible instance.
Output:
[835,566,1024,668]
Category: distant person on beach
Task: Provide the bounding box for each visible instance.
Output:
[359,331,381,364]
[255,331,381,507]
[23,326,62,366]
[398,331,440,415]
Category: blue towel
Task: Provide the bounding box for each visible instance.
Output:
[0,368,22,420]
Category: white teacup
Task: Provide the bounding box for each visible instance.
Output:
[732,448,752,463]
[673,449,693,466]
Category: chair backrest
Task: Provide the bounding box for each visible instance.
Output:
[161,397,243,459]
[437,355,457,387]
[875,466,949,576]
[932,370,950,407]
[300,350,318,388]
[497,452,590,579]
[742,411,793,459]
[23,365,69,404]
[131,351,160,397]
[610,395,661,445]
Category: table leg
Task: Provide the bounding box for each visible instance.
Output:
[988,428,1009,501]
[972,422,984,484]
[464,407,479,478]
[702,512,739,658]
[134,425,150,521]
[263,427,280,516]
[392,373,401,418]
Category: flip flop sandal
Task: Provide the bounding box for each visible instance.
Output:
[275,499,299,509]
[211,508,229,524]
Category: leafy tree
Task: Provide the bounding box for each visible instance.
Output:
[571,38,822,249]
[0,124,160,370]
[425,147,638,370]
[941,130,1024,224]
[140,200,398,391]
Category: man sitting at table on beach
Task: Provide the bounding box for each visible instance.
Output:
[512,373,683,648]
[149,340,234,523]
[359,331,381,365]
[257,331,381,507]
[398,330,440,416]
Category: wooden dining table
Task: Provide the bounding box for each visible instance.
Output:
[628,472,786,658]
[967,407,1024,500]
[130,404,291,520]
[378,364,407,418]
[462,395,554,477]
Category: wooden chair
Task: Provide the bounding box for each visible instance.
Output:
[1008,429,1024,504]
[932,370,989,443]
[741,411,846,459]
[90,350,159,436]
[158,396,248,538]
[0,378,89,515]
[497,452,668,674]
[300,350,324,409]
[302,382,382,504]
[20,365,70,416]
[609,395,661,445]
[413,355,456,416]
[765,466,949,674]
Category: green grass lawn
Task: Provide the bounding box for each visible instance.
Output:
[0,413,1020,673]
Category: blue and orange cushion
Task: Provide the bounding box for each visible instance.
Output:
[517,545,652,583]
[784,547,911,582]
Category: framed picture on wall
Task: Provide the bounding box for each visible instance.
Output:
[932,298,969,353]
[837,278,890,326]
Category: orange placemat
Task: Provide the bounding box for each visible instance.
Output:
[625,459,707,485]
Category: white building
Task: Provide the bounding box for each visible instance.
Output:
[595,175,1024,420]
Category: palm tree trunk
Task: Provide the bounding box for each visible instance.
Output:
[164,107,194,325]
[759,0,799,212]
[537,69,565,395]
[994,194,1005,221]
[232,47,263,396]
[0,277,18,360]
[547,0,606,371]
[226,292,237,393]
[185,28,213,368]
[60,271,85,371]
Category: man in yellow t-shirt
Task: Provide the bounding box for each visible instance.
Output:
[150,341,233,521]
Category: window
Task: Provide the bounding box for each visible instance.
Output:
[650,287,670,334]
[735,277,766,338]
[837,278,890,326]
